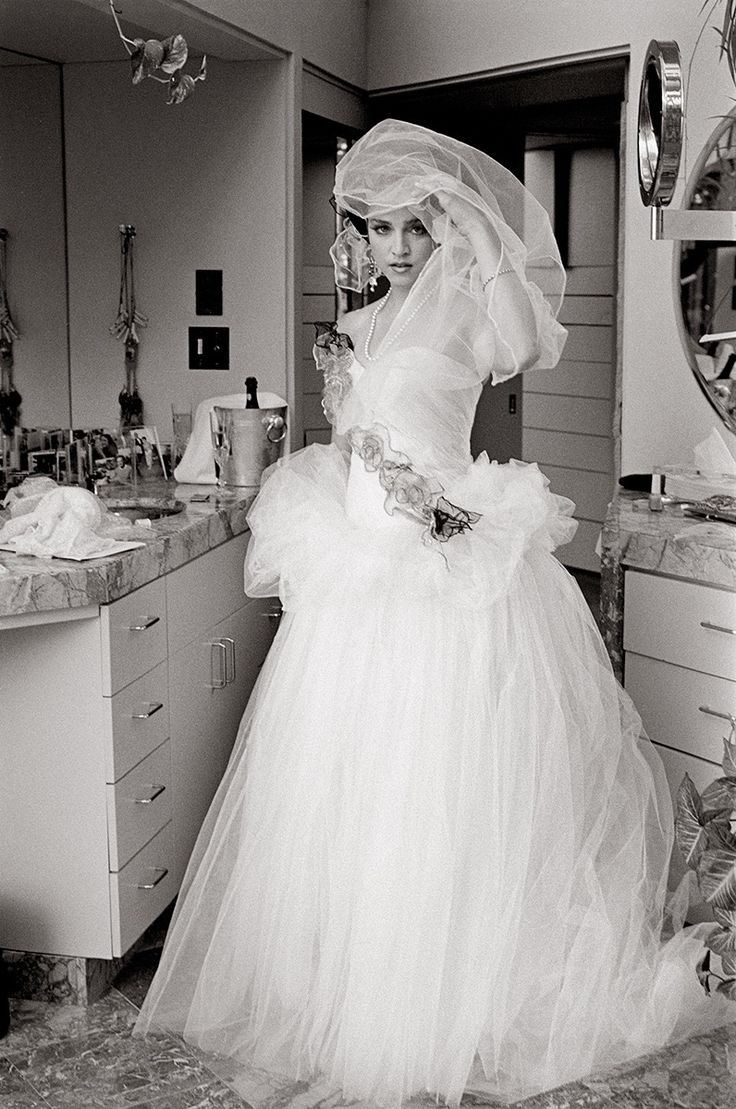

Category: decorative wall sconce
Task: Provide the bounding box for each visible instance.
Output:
[638,38,736,240]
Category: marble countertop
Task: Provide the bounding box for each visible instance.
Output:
[0,482,257,622]
[601,489,736,590]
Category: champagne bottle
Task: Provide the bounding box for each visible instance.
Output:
[244,377,259,409]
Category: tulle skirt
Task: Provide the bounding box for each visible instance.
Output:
[135,444,732,1105]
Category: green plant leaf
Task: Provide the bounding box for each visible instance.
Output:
[715,976,736,1000]
[705,925,736,956]
[702,776,736,815]
[696,946,712,994]
[699,822,736,909]
[675,774,707,867]
[714,905,736,930]
[723,734,736,779]
[722,951,736,976]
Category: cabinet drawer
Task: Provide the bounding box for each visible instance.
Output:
[110,820,175,957]
[166,531,249,651]
[625,652,736,765]
[107,740,172,871]
[624,571,736,680]
[101,577,167,695]
[105,659,169,782]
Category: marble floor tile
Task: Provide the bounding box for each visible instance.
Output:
[3,990,138,1057]
[3,943,736,1109]
[0,1054,53,1107]
[3,1021,239,1109]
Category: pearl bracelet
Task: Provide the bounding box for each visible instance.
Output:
[481,267,514,292]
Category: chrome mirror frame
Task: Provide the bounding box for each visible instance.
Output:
[637,39,683,208]
[674,110,736,435]
[638,38,736,240]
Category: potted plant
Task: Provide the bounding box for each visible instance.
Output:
[675,725,736,999]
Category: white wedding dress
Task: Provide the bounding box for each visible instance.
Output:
[135,339,732,1106]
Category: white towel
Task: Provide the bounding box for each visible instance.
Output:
[174,391,286,484]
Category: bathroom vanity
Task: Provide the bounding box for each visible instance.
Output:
[601,491,736,896]
[0,486,279,1002]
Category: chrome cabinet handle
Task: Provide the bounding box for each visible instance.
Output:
[261,609,282,621]
[699,705,736,724]
[700,620,736,636]
[221,637,236,684]
[133,784,166,805]
[128,615,160,632]
[131,702,164,720]
[209,641,227,688]
[135,866,168,890]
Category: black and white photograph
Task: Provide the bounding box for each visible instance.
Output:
[0,2,735,1107]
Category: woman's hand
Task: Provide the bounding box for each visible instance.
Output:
[434,189,489,243]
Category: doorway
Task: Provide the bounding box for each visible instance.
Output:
[369,55,627,573]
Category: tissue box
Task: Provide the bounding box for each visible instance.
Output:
[655,466,736,501]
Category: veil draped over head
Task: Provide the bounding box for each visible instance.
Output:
[330,119,567,384]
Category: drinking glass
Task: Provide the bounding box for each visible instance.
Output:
[209,409,231,488]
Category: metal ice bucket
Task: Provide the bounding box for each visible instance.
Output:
[213,403,288,487]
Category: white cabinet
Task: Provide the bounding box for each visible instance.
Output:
[0,531,278,961]
[165,532,279,887]
[623,569,736,908]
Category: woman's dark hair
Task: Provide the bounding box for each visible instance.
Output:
[329,197,368,239]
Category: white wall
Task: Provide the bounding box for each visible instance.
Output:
[158,0,369,87]
[367,0,736,472]
[0,64,69,427]
[63,58,288,436]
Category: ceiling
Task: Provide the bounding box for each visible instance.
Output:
[0,0,276,64]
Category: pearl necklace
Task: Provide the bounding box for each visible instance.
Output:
[363,285,437,362]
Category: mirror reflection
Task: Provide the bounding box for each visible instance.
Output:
[678,112,736,434]
[0,47,69,427]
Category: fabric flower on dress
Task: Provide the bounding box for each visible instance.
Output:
[313,324,354,426]
[347,423,481,555]
[429,496,483,542]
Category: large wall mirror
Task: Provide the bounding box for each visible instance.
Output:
[0,47,70,426]
[677,111,736,435]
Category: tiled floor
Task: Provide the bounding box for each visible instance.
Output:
[1,932,735,1109]
[4,571,731,1108]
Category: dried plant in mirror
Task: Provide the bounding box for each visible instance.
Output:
[110,225,147,429]
[0,229,21,435]
[676,722,736,1001]
[109,1,206,104]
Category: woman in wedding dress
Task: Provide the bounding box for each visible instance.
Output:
[135,120,731,1106]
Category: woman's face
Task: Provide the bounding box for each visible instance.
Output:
[367,207,434,289]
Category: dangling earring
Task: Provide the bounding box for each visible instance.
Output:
[367,249,381,291]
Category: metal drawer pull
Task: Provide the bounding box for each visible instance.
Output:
[131,702,164,720]
[700,620,736,636]
[699,706,736,725]
[210,641,227,688]
[261,609,281,621]
[135,866,168,890]
[133,784,166,805]
[129,615,160,632]
[222,637,236,684]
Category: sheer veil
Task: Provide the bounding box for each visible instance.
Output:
[330,119,567,384]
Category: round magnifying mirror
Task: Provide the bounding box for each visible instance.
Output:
[637,40,684,206]
[677,111,736,434]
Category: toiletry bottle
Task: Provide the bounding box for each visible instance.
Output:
[244,377,259,409]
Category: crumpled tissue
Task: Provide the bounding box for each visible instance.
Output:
[174,390,287,484]
[0,477,149,560]
[693,427,736,476]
